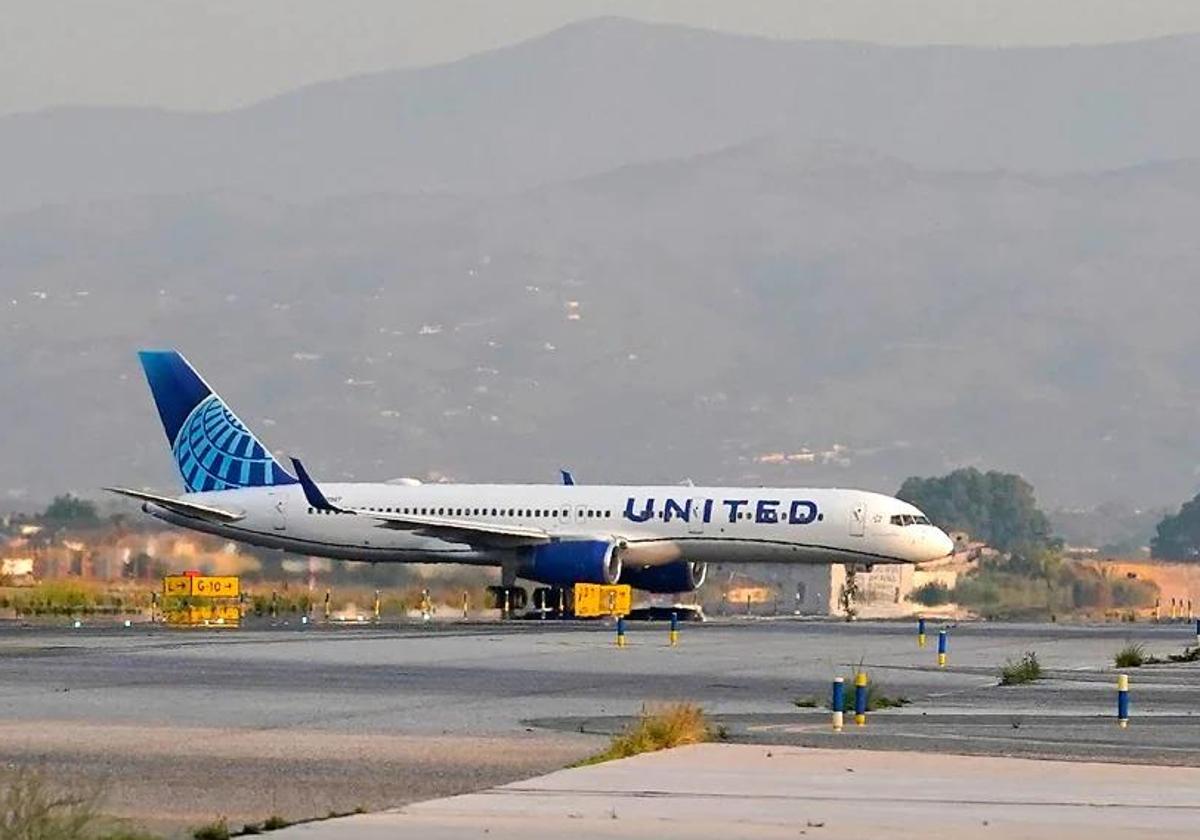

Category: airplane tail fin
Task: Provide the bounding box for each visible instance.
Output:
[137,350,297,493]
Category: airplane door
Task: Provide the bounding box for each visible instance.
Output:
[849,501,866,537]
[688,498,705,535]
[270,493,287,531]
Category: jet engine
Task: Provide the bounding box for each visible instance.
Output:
[619,560,707,593]
[518,539,622,587]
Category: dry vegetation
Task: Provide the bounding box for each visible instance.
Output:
[577,703,715,766]
[0,768,156,840]
[999,651,1044,685]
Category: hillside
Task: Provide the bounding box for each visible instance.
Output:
[5,136,1200,505]
[2,18,1200,214]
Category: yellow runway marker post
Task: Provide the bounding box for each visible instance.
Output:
[854,671,868,726]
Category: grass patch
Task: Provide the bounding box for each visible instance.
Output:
[235,806,366,836]
[792,697,818,708]
[3,582,155,617]
[1113,643,1199,667]
[192,819,230,840]
[817,675,910,713]
[576,703,713,766]
[1114,643,1148,668]
[1167,646,1200,663]
[999,651,1043,685]
[0,768,157,840]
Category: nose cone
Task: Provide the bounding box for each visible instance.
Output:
[925,528,955,562]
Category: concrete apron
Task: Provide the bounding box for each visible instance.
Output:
[275,742,1200,839]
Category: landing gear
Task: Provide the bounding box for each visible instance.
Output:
[485,585,528,617]
[839,564,860,621]
[486,585,574,619]
[531,586,573,618]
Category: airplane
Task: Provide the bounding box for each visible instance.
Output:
[108,350,954,597]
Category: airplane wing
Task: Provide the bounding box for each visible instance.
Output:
[104,487,245,523]
[363,510,550,544]
[289,458,550,547]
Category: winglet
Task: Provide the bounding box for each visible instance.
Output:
[290,458,349,513]
[560,469,575,486]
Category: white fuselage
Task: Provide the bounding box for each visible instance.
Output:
[146,482,954,571]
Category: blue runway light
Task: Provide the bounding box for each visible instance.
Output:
[669,611,679,646]
[1117,674,1130,728]
[832,677,845,731]
[918,617,927,648]
[616,616,627,648]
[937,629,948,668]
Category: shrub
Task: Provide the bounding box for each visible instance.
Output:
[1114,643,1147,668]
[0,768,144,840]
[579,703,712,765]
[910,582,952,606]
[999,651,1043,685]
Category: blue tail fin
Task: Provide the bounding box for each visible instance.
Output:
[138,350,297,493]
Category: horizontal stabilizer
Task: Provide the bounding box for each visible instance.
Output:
[104,487,244,523]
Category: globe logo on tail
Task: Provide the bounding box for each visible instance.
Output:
[172,395,290,492]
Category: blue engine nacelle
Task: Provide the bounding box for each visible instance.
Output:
[619,561,707,593]
[518,539,622,586]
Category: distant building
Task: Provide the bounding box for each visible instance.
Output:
[704,561,961,618]
[1,556,34,584]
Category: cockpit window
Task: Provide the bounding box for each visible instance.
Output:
[891,514,932,526]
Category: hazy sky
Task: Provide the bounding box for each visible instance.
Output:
[4,0,1200,116]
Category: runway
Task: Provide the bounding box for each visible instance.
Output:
[0,619,1197,835]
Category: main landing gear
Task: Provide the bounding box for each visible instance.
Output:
[485,585,573,618]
